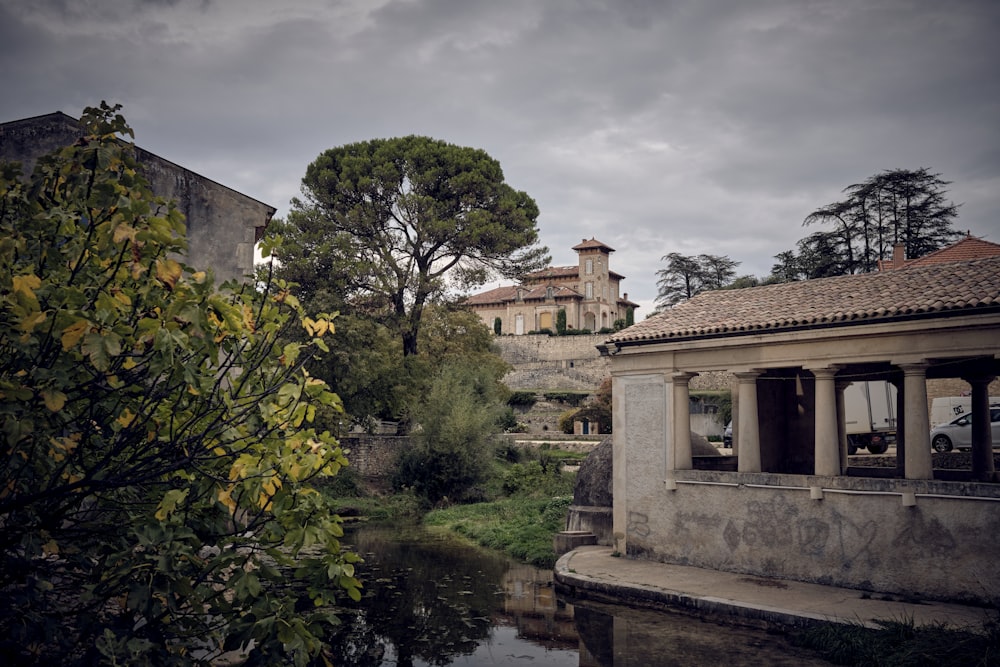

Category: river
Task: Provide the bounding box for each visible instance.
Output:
[323,524,833,666]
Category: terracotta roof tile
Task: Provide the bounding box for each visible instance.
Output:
[572,238,615,252]
[464,283,582,306]
[609,256,1000,344]
[903,236,1000,267]
[522,265,579,282]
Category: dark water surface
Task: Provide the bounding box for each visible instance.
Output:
[328,524,832,666]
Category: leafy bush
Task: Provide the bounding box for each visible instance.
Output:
[507,390,538,407]
[543,391,589,406]
[0,104,358,665]
[558,409,580,434]
[393,361,504,503]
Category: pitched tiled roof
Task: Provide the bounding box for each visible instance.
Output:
[522,265,578,282]
[572,238,615,252]
[609,255,1000,345]
[903,236,1000,267]
[464,285,518,306]
[464,283,582,306]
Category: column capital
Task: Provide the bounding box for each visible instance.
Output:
[897,361,930,377]
[807,365,843,380]
[671,371,699,385]
[733,370,762,382]
[962,374,997,386]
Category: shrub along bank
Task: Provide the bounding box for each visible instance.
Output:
[319,443,581,568]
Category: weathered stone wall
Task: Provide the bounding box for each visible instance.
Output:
[624,469,1000,605]
[494,334,610,390]
[0,112,275,285]
[339,435,410,478]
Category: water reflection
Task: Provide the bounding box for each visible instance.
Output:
[328,525,830,666]
[329,524,576,666]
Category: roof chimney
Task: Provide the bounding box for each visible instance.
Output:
[892,243,906,269]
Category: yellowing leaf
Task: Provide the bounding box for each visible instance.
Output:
[61,320,90,351]
[12,274,41,296]
[155,258,182,289]
[19,310,47,333]
[42,390,67,412]
[217,486,237,514]
[116,408,136,428]
[112,223,136,243]
[154,488,189,521]
[42,539,60,556]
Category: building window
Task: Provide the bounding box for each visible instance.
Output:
[585,258,593,275]
[585,282,593,299]
[603,285,608,301]
[546,286,554,299]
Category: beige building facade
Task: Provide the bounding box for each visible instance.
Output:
[465,239,638,335]
[600,255,1000,604]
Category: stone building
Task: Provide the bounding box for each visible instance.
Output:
[0,111,275,284]
[465,238,639,335]
[599,254,1000,604]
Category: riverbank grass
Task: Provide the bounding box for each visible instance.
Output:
[423,495,572,568]
[790,615,1000,666]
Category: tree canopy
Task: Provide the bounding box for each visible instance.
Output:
[775,168,961,279]
[271,135,550,357]
[0,103,358,665]
[654,252,740,310]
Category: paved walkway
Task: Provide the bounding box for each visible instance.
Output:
[554,546,994,631]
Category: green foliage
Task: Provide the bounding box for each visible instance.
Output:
[790,617,1000,667]
[0,103,359,665]
[655,252,740,310]
[507,390,538,407]
[691,390,732,426]
[493,316,502,335]
[543,390,589,406]
[555,308,567,334]
[273,135,550,358]
[424,495,573,568]
[625,306,635,327]
[558,409,580,434]
[393,361,506,502]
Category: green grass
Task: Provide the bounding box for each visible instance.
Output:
[423,495,572,568]
[790,616,1000,666]
[317,444,579,556]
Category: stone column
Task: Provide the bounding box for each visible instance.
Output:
[965,374,997,481]
[892,376,905,479]
[672,372,698,470]
[734,371,762,473]
[836,380,851,472]
[899,363,933,480]
[811,367,841,476]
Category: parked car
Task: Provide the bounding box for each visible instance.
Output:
[723,421,733,447]
[930,406,1000,452]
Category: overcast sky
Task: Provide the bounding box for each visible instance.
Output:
[2,0,998,314]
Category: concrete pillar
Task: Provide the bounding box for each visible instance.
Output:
[965,374,997,481]
[811,367,841,476]
[899,363,933,480]
[734,371,762,473]
[671,372,698,470]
